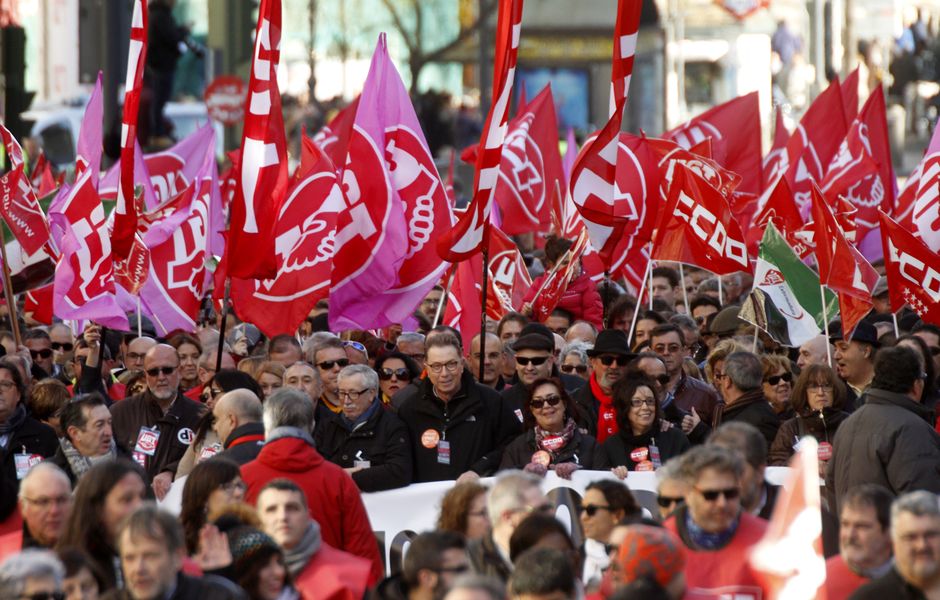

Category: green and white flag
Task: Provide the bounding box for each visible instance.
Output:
[739,223,838,347]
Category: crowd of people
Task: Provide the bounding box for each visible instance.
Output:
[0,254,938,599]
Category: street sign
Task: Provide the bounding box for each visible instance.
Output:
[204,75,247,126]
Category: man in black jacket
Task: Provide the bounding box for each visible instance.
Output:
[712,351,780,446]
[211,389,265,466]
[110,344,204,499]
[500,333,557,422]
[51,393,128,485]
[570,329,635,437]
[396,332,520,483]
[147,0,190,141]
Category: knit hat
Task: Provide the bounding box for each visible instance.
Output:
[227,526,282,573]
[616,525,686,588]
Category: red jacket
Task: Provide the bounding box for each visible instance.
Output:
[825,555,870,599]
[241,436,383,585]
[522,272,604,329]
[295,542,372,600]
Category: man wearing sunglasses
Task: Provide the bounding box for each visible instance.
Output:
[573,329,635,441]
[0,548,67,600]
[309,337,351,420]
[110,344,204,500]
[24,329,55,380]
[48,324,75,383]
[665,445,768,597]
[500,333,557,420]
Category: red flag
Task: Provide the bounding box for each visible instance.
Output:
[437,0,524,261]
[762,107,790,190]
[35,156,56,197]
[648,136,742,199]
[112,0,148,260]
[112,235,150,296]
[819,86,895,237]
[0,165,53,257]
[312,96,359,172]
[651,163,751,275]
[225,0,288,279]
[665,91,763,194]
[230,140,344,337]
[493,85,564,235]
[879,211,940,325]
[529,230,589,321]
[841,67,860,124]
[569,0,644,269]
[748,176,808,257]
[24,284,53,326]
[810,186,877,334]
[905,126,940,252]
[750,437,826,599]
[0,123,23,169]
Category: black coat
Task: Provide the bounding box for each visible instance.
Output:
[499,371,586,421]
[570,382,601,437]
[714,390,781,446]
[499,428,609,471]
[213,421,266,466]
[396,371,521,482]
[768,408,849,466]
[850,568,927,600]
[317,404,413,492]
[602,426,690,470]
[467,533,512,584]
[146,1,188,72]
[102,572,246,600]
[0,413,57,519]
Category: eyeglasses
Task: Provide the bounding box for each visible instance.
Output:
[51,342,73,352]
[220,480,247,494]
[29,348,53,360]
[145,366,177,377]
[630,397,656,408]
[652,344,683,354]
[379,367,411,381]
[427,360,461,373]
[126,351,147,362]
[656,495,683,508]
[560,364,588,374]
[0,381,15,391]
[581,504,612,517]
[18,593,66,600]
[338,388,373,400]
[597,355,626,367]
[765,372,793,385]
[434,564,470,575]
[530,395,562,409]
[809,383,833,392]
[343,341,367,354]
[317,359,350,370]
[694,487,740,501]
[712,370,724,380]
[516,355,550,367]
[22,495,71,509]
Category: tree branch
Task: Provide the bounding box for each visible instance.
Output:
[379,0,418,53]
[420,0,499,65]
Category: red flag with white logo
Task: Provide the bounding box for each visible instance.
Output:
[841,67,860,124]
[648,135,742,200]
[493,85,564,235]
[810,185,877,335]
[224,0,288,279]
[762,107,790,191]
[0,164,52,258]
[664,91,763,194]
[312,96,359,173]
[651,163,751,275]
[748,176,808,258]
[437,0,524,261]
[879,211,940,325]
[112,0,148,260]
[903,124,940,251]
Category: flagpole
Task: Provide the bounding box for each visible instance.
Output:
[629,259,652,349]
[136,296,142,338]
[752,324,759,353]
[820,284,832,367]
[892,311,899,338]
[215,279,231,373]
[478,224,492,383]
[432,267,455,329]
[679,262,690,315]
[718,276,724,306]
[648,259,654,310]
[0,226,22,347]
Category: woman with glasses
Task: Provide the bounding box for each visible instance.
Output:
[559,342,591,381]
[499,377,607,476]
[579,479,641,588]
[768,364,849,466]
[604,375,690,477]
[180,458,246,561]
[761,354,794,419]
[373,351,421,407]
[176,370,263,477]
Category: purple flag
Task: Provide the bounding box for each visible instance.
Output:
[562,127,577,182]
[328,34,450,330]
[75,73,104,177]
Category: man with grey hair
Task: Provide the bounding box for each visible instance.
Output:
[240,387,383,582]
[396,332,427,368]
[316,365,412,491]
[852,491,940,598]
[467,470,550,585]
[712,351,780,446]
[211,389,265,466]
[284,361,322,404]
[0,463,71,561]
[0,549,64,599]
[307,337,350,419]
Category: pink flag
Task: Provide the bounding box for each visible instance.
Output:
[51,168,128,330]
[329,34,440,330]
[75,73,104,177]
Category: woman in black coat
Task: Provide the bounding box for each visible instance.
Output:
[604,374,690,477]
[499,377,608,477]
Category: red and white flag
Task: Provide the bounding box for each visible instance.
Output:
[664,91,763,194]
[312,96,359,172]
[810,185,877,335]
[901,123,940,251]
[0,126,52,257]
[493,85,564,235]
[225,0,288,279]
[569,0,643,269]
[762,107,790,191]
[437,0,524,261]
[529,229,589,321]
[648,135,742,200]
[747,176,808,258]
[879,211,940,326]
[112,0,148,260]
[652,163,751,275]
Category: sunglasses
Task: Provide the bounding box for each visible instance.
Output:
[656,495,683,508]
[695,487,740,501]
[379,367,411,381]
[581,503,612,517]
[560,364,588,374]
[598,355,626,367]
[51,342,73,352]
[145,366,177,377]
[529,394,562,409]
[516,356,550,367]
[317,359,350,370]
[29,348,53,359]
[765,372,793,385]
[343,340,367,354]
[654,374,670,385]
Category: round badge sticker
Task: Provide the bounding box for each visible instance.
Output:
[177,428,195,446]
[630,447,649,463]
[635,460,655,472]
[421,429,440,449]
[531,450,552,467]
[817,441,833,461]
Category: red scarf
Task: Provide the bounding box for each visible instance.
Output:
[590,373,618,443]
